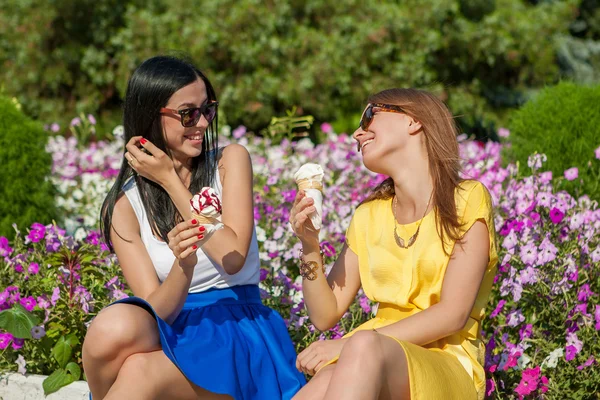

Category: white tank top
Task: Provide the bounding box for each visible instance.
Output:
[122,171,260,293]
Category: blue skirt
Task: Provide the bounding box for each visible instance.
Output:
[111,285,306,400]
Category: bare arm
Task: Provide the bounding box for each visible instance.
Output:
[128,139,255,275]
[291,191,362,331]
[373,220,490,344]
[110,195,196,324]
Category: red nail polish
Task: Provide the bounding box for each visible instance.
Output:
[197,234,203,239]
[199,226,205,232]
[192,245,197,249]
[191,219,197,224]
[140,138,147,145]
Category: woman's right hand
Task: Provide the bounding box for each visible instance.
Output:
[167,219,210,269]
[289,190,320,247]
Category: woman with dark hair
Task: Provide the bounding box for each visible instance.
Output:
[290,88,498,400]
[82,55,305,400]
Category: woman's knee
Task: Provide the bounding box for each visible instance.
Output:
[83,304,157,362]
[341,330,382,358]
[292,366,334,400]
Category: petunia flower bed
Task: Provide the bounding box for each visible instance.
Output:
[1,124,599,398]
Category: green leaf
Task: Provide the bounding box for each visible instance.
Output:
[65,362,81,381]
[51,336,73,368]
[0,303,40,339]
[65,332,80,347]
[42,369,73,395]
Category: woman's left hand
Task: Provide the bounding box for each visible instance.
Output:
[124,136,175,186]
[296,338,347,376]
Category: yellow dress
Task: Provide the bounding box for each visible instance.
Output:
[321,180,498,400]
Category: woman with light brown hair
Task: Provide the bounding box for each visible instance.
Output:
[289,88,498,399]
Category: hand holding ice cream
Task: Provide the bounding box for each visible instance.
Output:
[190,187,224,238]
[293,163,324,230]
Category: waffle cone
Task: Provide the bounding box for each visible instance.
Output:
[192,212,220,226]
[296,178,323,192]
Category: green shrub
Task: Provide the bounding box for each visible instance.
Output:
[506,81,600,199]
[0,96,58,237]
[0,0,577,132]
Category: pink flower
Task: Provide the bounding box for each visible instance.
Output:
[503,351,521,371]
[28,262,39,275]
[514,366,541,397]
[359,296,371,314]
[19,296,36,311]
[565,345,578,361]
[0,332,14,349]
[549,208,565,224]
[595,145,600,160]
[564,167,578,181]
[50,287,60,306]
[321,123,333,134]
[577,356,595,370]
[87,114,96,125]
[497,127,510,138]
[539,171,553,183]
[595,305,600,331]
[540,376,549,394]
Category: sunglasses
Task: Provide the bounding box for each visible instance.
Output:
[160,101,219,127]
[359,102,406,131]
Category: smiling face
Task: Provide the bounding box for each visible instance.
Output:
[353,104,423,174]
[161,78,210,162]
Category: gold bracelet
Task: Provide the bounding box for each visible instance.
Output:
[298,249,326,281]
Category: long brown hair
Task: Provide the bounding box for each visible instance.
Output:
[360,88,463,253]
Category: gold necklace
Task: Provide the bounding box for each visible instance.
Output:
[392,191,434,249]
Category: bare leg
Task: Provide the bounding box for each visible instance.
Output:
[292,365,335,400]
[82,304,161,399]
[104,351,232,400]
[323,331,410,400]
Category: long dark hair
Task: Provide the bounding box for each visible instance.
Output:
[100,55,219,251]
[360,88,463,254]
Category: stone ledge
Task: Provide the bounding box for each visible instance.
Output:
[0,373,89,400]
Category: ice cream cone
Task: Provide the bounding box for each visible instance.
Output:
[192,212,220,226]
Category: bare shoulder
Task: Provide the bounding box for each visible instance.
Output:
[111,192,140,236]
[220,143,251,166]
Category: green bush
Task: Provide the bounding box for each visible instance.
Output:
[0,96,58,237]
[506,81,600,199]
[0,0,578,133]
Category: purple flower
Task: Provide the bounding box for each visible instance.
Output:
[0,332,14,349]
[539,171,553,183]
[549,208,565,224]
[595,145,600,160]
[70,117,81,127]
[520,242,538,265]
[359,296,371,314]
[578,284,595,302]
[50,287,60,306]
[37,296,51,310]
[19,296,36,311]
[259,268,268,281]
[577,356,595,370]
[507,310,525,327]
[564,167,578,181]
[490,300,506,318]
[595,305,600,331]
[50,123,60,132]
[11,337,24,350]
[565,345,578,361]
[519,324,533,340]
[27,223,46,243]
[28,262,39,275]
[538,238,557,265]
[31,326,46,339]
[282,189,297,203]
[232,125,247,139]
[0,236,13,257]
[87,114,96,125]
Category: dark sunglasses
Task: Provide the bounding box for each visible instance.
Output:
[359,102,406,131]
[160,101,219,127]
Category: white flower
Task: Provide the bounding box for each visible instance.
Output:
[16,355,26,375]
[541,348,564,369]
[255,226,266,242]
